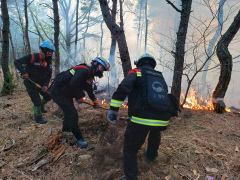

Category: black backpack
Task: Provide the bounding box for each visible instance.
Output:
[140,68,171,112]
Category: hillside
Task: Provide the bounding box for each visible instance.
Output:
[0,84,240,180]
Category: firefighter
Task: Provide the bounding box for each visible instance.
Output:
[107,53,177,180]
[49,57,110,148]
[14,41,55,124]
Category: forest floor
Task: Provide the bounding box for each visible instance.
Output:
[0,83,240,180]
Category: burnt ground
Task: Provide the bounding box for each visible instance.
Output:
[0,83,240,180]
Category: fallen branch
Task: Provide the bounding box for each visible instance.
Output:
[26,152,48,167]
[31,157,53,171]
[1,139,15,152]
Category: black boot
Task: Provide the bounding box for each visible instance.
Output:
[33,106,47,124]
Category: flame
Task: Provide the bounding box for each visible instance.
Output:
[82,97,128,109]
[181,88,239,113]
[181,88,214,111]
[82,89,238,113]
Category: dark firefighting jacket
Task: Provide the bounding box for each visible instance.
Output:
[110,65,172,127]
[53,64,96,101]
[14,53,52,87]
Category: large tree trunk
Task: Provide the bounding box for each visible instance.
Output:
[1,0,14,95]
[212,10,240,113]
[98,0,132,77]
[52,0,60,75]
[24,0,31,54]
[201,0,226,97]
[171,0,192,104]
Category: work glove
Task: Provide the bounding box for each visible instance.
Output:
[76,97,84,104]
[107,110,119,124]
[21,73,29,80]
[41,85,48,93]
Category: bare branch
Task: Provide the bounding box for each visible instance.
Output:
[39,3,53,10]
[165,0,182,13]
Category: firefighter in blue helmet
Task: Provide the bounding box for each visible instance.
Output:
[107,53,178,180]
[14,41,55,124]
[49,57,110,148]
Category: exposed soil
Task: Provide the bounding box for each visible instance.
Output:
[0,84,240,180]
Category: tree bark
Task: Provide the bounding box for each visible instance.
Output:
[24,0,31,54]
[9,30,16,61]
[144,0,148,53]
[212,10,240,113]
[171,0,192,104]
[52,0,60,75]
[108,0,118,88]
[100,20,104,56]
[98,0,132,77]
[1,0,14,95]
[201,0,226,97]
[74,0,79,59]
[29,7,44,41]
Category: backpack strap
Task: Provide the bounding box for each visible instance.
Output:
[70,65,90,76]
[39,53,47,67]
[30,54,35,64]
[128,68,142,77]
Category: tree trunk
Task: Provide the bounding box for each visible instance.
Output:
[29,8,44,41]
[9,31,16,61]
[52,0,60,75]
[24,0,31,54]
[108,0,118,89]
[82,0,93,59]
[144,0,148,53]
[136,0,144,56]
[15,0,26,54]
[74,0,79,60]
[201,0,226,97]
[212,10,240,113]
[100,20,104,56]
[1,0,14,95]
[171,0,192,104]
[98,0,132,77]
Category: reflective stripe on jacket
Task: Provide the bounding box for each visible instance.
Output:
[70,65,90,75]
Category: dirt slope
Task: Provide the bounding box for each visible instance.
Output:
[0,85,240,180]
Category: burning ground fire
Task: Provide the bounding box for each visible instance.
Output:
[181,88,233,112]
[83,88,238,113]
[181,88,214,111]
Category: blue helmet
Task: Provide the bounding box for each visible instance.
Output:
[92,57,110,71]
[40,41,55,51]
[135,53,156,68]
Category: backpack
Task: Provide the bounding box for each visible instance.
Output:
[140,68,173,112]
